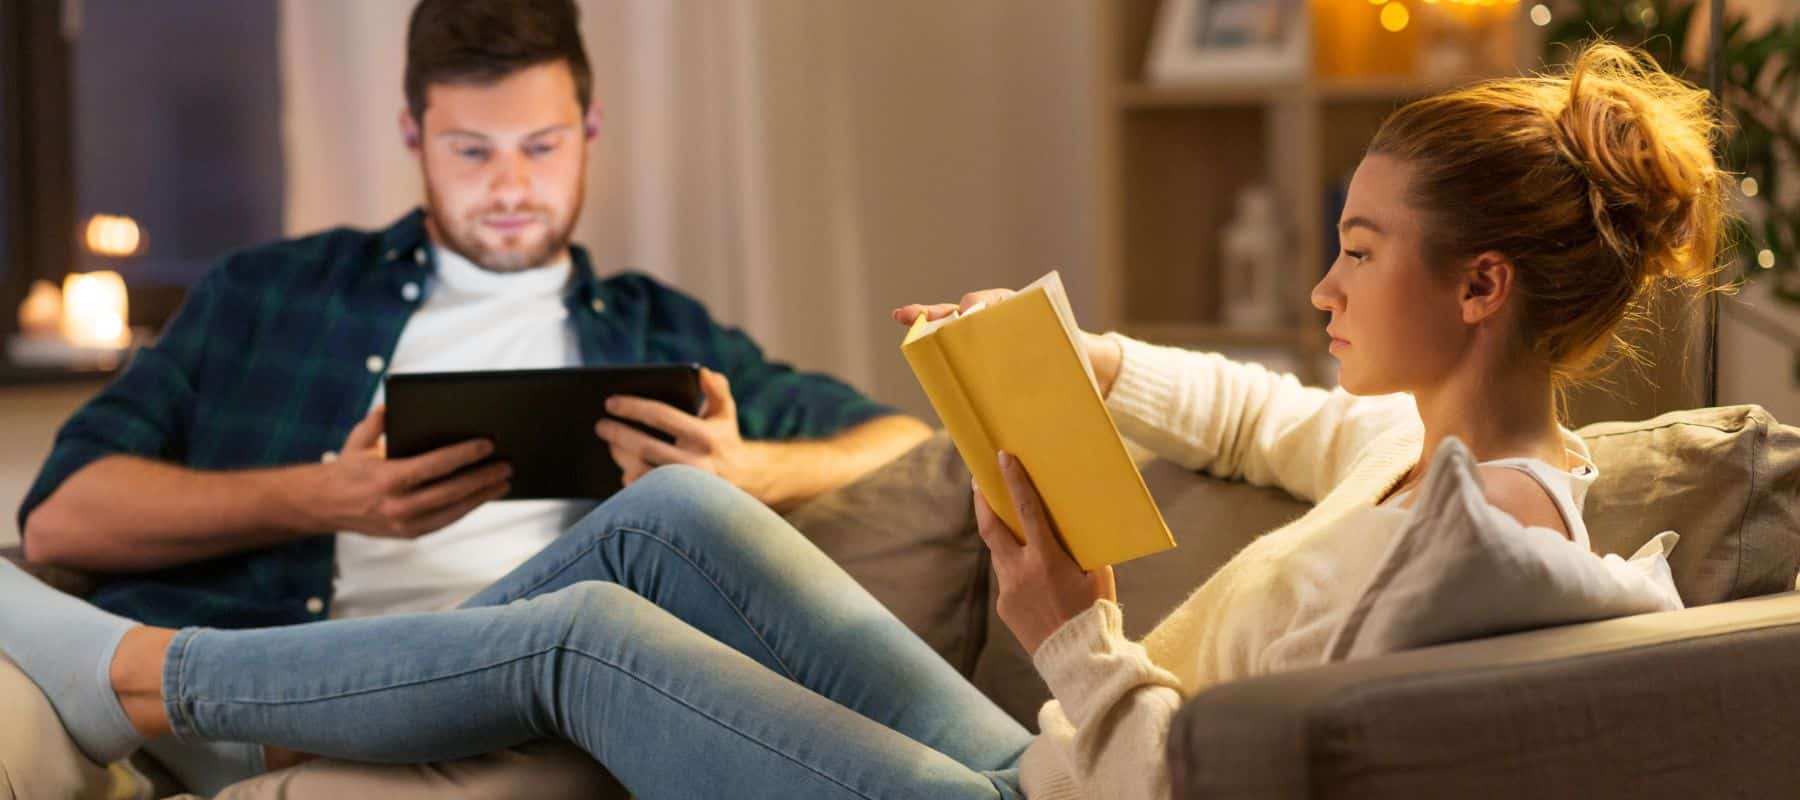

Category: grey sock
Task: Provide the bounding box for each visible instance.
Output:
[141,736,267,797]
[0,559,144,764]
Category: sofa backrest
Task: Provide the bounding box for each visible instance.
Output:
[1579,405,1800,605]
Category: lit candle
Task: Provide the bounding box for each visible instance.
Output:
[60,271,130,348]
[18,279,62,337]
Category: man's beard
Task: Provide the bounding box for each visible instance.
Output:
[422,180,581,273]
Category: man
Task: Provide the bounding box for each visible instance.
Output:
[19,0,929,630]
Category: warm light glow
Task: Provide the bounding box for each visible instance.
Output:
[84,214,143,257]
[1741,177,1760,197]
[1379,2,1410,31]
[17,279,61,337]
[1530,4,1552,25]
[1759,249,1777,269]
[60,271,130,348]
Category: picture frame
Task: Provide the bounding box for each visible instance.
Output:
[1144,0,1310,86]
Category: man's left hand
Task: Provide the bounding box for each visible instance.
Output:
[595,368,771,499]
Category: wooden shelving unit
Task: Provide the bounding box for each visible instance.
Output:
[1091,0,1530,384]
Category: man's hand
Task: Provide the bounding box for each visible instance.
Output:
[595,368,772,500]
[974,450,1117,656]
[307,405,512,538]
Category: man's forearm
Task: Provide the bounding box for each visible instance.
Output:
[23,455,327,573]
[748,414,933,511]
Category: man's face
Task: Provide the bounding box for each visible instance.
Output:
[410,61,591,273]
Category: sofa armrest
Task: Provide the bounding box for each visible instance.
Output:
[1168,591,1800,799]
[0,544,99,598]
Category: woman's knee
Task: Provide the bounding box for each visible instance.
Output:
[627,465,744,503]
[527,581,641,637]
[582,466,770,535]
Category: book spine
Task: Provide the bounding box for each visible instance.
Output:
[900,334,1019,540]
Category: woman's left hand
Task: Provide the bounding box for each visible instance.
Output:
[974,451,1117,656]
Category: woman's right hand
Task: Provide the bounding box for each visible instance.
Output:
[890,289,1017,326]
[892,287,1125,398]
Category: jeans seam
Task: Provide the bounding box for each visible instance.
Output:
[493,524,801,683]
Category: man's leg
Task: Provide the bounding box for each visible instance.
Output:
[458,465,1027,771]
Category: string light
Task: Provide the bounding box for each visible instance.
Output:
[1759,249,1777,269]
[1530,4,1553,26]
[1380,1,1410,31]
[1741,177,1760,197]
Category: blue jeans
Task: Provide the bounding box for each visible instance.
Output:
[160,466,1033,799]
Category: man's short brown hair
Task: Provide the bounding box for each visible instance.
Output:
[403,0,593,120]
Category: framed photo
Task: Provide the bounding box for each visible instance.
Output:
[1145,0,1309,86]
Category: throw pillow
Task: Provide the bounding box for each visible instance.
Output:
[1326,436,1684,663]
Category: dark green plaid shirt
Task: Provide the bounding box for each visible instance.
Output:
[19,210,896,628]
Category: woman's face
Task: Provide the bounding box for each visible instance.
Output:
[1310,155,1469,396]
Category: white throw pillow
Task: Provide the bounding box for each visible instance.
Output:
[1325,436,1684,663]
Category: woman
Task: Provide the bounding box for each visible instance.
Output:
[0,42,1726,799]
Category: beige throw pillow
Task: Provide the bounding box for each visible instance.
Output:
[1327,437,1683,663]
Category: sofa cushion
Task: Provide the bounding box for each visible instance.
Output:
[1325,437,1684,662]
[783,431,990,675]
[1578,405,1800,605]
[196,741,621,800]
[0,653,150,800]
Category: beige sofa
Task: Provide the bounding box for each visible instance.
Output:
[3,404,1796,799]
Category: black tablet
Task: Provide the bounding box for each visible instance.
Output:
[384,364,704,500]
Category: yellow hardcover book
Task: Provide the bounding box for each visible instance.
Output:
[900,271,1175,570]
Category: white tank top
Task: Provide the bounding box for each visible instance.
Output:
[1383,447,1598,550]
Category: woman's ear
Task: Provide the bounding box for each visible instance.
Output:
[1459,251,1514,326]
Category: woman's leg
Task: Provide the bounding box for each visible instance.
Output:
[164,581,1024,799]
[455,465,1028,773]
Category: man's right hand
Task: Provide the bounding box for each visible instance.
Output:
[303,405,512,538]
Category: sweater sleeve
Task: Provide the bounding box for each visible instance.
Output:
[1101,333,1416,503]
[1021,600,1185,800]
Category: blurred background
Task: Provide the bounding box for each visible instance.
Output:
[2,0,1796,546]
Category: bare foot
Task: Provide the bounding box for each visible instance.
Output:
[108,626,177,738]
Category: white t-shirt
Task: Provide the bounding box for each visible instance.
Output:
[330,245,597,619]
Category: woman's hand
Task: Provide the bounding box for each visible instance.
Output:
[891,289,1126,398]
[973,450,1117,656]
[891,289,1017,326]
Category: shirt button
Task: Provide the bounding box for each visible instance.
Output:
[414,249,427,265]
[384,249,399,262]
[305,597,325,615]
[321,450,338,463]
[401,282,420,302]
[589,297,605,314]
[366,355,385,373]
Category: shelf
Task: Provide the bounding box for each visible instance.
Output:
[1116,321,1314,348]
[1316,75,1466,103]
[1118,74,1471,110]
[1116,79,1306,110]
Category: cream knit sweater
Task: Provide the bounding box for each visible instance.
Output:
[1017,334,1428,799]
